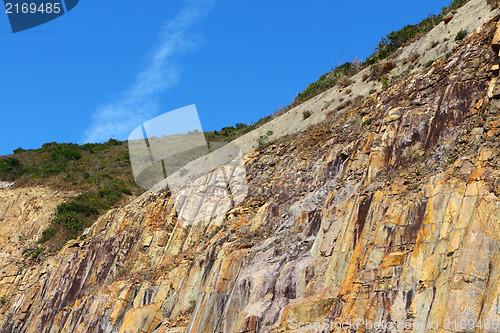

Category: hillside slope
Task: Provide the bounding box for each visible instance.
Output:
[0,1,500,332]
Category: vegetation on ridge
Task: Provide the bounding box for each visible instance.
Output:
[0,139,142,249]
[292,0,470,104]
[211,1,473,139]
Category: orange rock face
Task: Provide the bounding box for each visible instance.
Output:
[0,4,500,333]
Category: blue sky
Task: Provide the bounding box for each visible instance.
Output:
[0,0,451,155]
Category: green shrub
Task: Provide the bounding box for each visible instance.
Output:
[362,117,374,126]
[257,135,270,151]
[51,201,99,233]
[0,157,20,170]
[295,62,361,103]
[111,179,133,196]
[40,165,63,176]
[52,148,82,160]
[0,157,24,179]
[424,60,435,68]
[382,78,390,90]
[38,227,55,244]
[121,188,132,195]
[98,187,122,201]
[22,247,44,259]
[57,202,98,217]
[32,248,44,259]
[55,211,84,231]
[98,187,112,197]
[455,29,467,41]
[13,147,26,154]
[106,138,121,146]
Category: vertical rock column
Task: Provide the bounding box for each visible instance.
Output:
[487,20,500,137]
[489,20,500,96]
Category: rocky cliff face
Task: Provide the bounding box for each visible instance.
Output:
[0,187,75,323]
[1,4,500,333]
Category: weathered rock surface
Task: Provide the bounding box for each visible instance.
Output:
[1,2,500,333]
[0,186,75,324]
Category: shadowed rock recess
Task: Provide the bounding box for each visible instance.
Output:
[2,6,500,333]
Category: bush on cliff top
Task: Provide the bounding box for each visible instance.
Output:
[0,139,143,249]
[0,157,24,180]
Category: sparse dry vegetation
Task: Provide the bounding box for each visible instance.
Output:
[336,99,352,111]
[352,95,364,107]
[370,61,396,81]
[403,53,420,65]
[337,76,354,88]
[488,0,499,9]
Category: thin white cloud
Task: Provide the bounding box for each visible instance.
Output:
[84,0,215,143]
